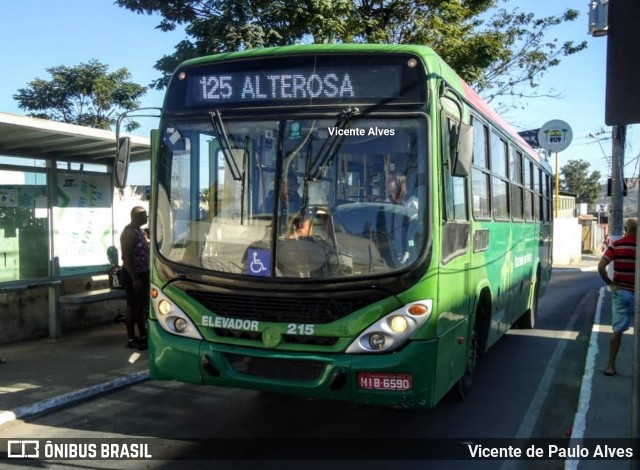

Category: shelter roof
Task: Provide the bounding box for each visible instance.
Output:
[0,112,150,165]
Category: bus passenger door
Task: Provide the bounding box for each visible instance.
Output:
[433,105,473,401]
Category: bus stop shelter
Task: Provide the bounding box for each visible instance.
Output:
[0,111,150,343]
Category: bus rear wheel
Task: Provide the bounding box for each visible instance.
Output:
[517,277,539,329]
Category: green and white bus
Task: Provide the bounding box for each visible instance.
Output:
[118,44,553,408]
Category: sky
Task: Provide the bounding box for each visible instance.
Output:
[0,0,636,188]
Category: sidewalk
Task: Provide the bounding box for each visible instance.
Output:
[569,285,635,469]
[552,254,634,467]
[0,322,148,426]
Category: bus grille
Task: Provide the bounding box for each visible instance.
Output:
[212,328,339,346]
[186,290,382,323]
[225,353,326,381]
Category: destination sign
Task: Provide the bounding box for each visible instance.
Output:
[184,66,403,105]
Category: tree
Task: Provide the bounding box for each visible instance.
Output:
[13,60,146,131]
[560,159,602,204]
[115,0,586,106]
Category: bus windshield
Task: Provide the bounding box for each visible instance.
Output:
[155,115,427,279]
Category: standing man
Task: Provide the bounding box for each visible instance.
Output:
[120,206,150,350]
[598,217,637,376]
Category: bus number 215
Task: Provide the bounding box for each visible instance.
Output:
[287,323,314,335]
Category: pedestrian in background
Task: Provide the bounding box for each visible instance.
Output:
[597,217,637,376]
[120,206,150,350]
[602,232,610,252]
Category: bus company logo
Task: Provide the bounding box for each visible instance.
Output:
[7,440,40,458]
[514,253,533,268]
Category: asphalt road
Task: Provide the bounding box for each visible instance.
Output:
[0,266,602,470]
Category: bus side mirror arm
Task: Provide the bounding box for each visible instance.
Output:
[451,123,473,177]
[114,107,162,189]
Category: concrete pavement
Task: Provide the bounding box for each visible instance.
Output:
[567,286,635,469]
[0,322,148,426]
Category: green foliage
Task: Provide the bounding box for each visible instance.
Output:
[475,6,587,110]
[560,159,602,204]
[115,0,586,104]
[13,60,147,131]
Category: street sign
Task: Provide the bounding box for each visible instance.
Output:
[538,120,573,152]
[597,203,608,212]
[517,129,540,148]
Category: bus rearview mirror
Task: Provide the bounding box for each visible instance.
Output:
[452,123,473,177]
[115,136,131,189]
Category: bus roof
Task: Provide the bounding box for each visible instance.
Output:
[179,43,441,67]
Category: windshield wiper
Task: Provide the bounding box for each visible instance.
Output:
[309,107,358,181]
[209,110,242,181]
[239,136,250,225]
[299,134,314,217]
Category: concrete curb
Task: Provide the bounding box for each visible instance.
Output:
[565,287,606,470]
[0,371,149,427]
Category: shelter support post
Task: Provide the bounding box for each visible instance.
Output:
[48,282,62,339]
[48,257,62,339]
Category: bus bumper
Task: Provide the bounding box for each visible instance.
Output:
[148,321,439,409]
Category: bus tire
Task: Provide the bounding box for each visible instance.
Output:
[452,304,482,400]
[517,274,539,329]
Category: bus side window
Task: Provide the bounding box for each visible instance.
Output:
[471,117,491,219]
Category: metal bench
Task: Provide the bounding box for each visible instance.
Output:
[60,288,126,306]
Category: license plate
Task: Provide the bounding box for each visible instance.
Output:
[358,372,412,391]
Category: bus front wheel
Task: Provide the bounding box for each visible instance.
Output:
[452,306,482,400]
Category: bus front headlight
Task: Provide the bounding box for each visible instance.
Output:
[158,300,172,316]
[150,283,203,340]
[173,317,189,334]
[346,299,432,353]
[389,315,408,333]
[369,333,387,350]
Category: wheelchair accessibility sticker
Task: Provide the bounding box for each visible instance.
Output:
[246,249,271,276]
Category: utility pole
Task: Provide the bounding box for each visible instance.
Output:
[609,124,626,240]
